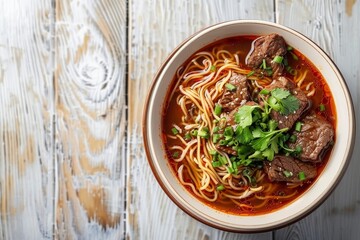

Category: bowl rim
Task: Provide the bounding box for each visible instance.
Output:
[142,19,356,232]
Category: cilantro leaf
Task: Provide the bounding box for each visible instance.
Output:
[250,128,288,151]
[252,127,264,138]
[234,105,260,128]
[210,85,302,170]
[251,134,273,151]
[249,150,263,159]
[262,148,275,160]
[268,119,278,131]
[264,88,300,115]
[271,88,290,100]
[271,140,279,154]
[235,126,253,144]
[232,146,254,164]
[281,95,300,115]
[239,159,252,166]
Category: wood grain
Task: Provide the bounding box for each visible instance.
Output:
[1,0,359,239]
[55,0,127,238]
[0,0,54,239]
[275,0,360,239]
[127,0,274,239]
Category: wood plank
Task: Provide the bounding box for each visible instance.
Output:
[275,0,360,239]
[54,0,127,238]
[127,0,274,239]
[0,0,54,239]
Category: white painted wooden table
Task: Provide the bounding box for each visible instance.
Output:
[0,0,359,239]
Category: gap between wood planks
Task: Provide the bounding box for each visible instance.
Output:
[50,0,57,238]
[124,0,130,239]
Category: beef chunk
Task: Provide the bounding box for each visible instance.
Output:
[264,77,311,129]
[245,33,287,76]
[288,114,334,162]
[218,73,250,112]
[263,155,317,183]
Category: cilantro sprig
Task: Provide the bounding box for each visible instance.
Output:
[211,103,302,172]
[260,88,300,115]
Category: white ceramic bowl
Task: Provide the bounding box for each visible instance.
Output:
[142,20,355,232]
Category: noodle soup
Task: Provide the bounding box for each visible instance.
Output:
[162,35,336,215]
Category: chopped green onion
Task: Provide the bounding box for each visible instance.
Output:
[218,155,228,165]
[224,127,234,140]
[290,51,299,61]
[224,126,234,138]
[289,68,297,75]
[295,145,302,154]
[227,140,235,146]
[190,129,198,136]
[319,104,326,112]
[172,152,179,158]
[216,185,225,191]
[171,127,179,135]
[259,89,270,95]
[232,162,239,174]
[289,135,297,143]
[219,139,228,146]
[214,104,222,116]
[212,133,221,143]
[287,46,293,51]
[283,170,293,178]
[225,83,236,91]
[209,149,217,155]
[213,126,220,133]
[212,161,222,167]
[232,139,239,146]
[227,167,235,174]
[295,122,302,132]
[184,132,191,140]
[262,59,267,69]
[273,55,284,64]
[286,65,297,75]
[198,128,209,139]
[246,71,255,77]
[298,171,306,181]
[210,65,216,72]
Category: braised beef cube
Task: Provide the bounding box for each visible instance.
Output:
[246,33,287,76]
[288,114,334,162]
[218,73,250,112]
[264,77,310,129]
[263,155,317,183]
